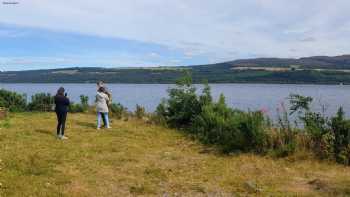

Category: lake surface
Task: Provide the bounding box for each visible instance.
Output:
[1,83,349,119]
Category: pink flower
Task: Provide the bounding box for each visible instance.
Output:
[260,107,269,114]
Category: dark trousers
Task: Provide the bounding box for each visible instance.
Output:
[102,114,107,127]
[56,111,67,136]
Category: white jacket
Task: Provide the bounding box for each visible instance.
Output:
[96,92,109,113]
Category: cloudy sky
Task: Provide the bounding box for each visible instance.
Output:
[0,0,349,71]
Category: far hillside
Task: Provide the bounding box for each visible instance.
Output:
[1,55,350,84]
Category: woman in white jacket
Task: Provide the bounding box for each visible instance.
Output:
[96,87,111,129]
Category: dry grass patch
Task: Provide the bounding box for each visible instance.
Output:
[0,112,349,196]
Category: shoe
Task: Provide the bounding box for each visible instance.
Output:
[57,134,62,139]
[60,135,68,140]
[97,127,101,130]
[106,126,112,129]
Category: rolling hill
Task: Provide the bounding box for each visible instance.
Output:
[1,55,350,84]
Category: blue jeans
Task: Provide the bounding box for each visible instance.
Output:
[97,112,109,128]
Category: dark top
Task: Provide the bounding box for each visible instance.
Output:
[54,95,70,113]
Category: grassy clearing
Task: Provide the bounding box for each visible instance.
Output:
[0,113,349,196]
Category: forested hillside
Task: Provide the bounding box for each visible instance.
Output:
[1,55,350,84]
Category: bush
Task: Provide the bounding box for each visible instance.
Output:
[158,74,269,154]
[192,94,269,153]
[238,111,269,153]
[110,103,128,119]
[274,102,298,157]
[330,107,350,165]
[288,94,350,164]
[69,103,86,113]
[0,89,27,112]
[27,93,54,111]
[287,94,333,158]
[80,95,89,109]
[69,95,89,113]
[156,73,201,128]
[134,104,146,119]
[303,111,331,158]
[152,100,168,125]
[192,94,236,145]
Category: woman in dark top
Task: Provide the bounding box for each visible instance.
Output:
[54,87,70,139]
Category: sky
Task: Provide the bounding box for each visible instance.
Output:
[0,0,350,71]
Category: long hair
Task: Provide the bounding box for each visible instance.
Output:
[98,87,106,93]
[56,87,65,96]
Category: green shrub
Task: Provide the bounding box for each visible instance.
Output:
[69,95,89,113]
[135,104,146,119]
[27,93,54,111]
[158,74,270,154]
[0,89,27,112]
[110,103,128,119]
[69,103,85,113]
[156,73,201,128]
[192,94,269,153]
[192,94,236,145]
[288,94,337,160]
[319,132,335,160]
[272,102,298,157]
[152,100,169,126]
[303,111,331,158]
[288,94,350,163]
[330,107,350,165]
[238,111,269,153]
[80,95,89,109]
[199,83,212,106]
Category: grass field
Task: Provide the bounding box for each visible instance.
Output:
[0,113,349,196]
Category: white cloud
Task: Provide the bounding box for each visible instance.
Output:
[148,52,161,58]
[0,0,350,62]
[0,56,73,65]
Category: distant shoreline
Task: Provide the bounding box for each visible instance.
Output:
[2,55,350,84]
[0,82,348,85]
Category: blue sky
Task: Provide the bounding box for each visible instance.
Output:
[0,23,204,70]
[0,0,350,71]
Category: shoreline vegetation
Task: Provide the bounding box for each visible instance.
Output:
[0,81,349,85]
[1,74,350,195]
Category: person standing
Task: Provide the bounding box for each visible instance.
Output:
[97,81,112,127]
[97,80,112,104]
[54,87,70,139]
[96,87,111,130]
